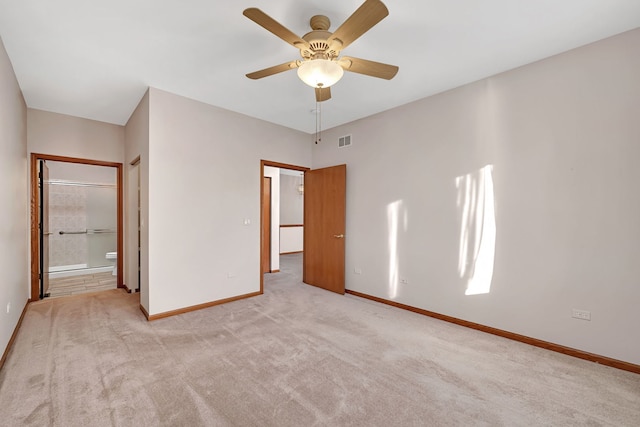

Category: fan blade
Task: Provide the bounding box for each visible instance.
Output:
[328,0,389,52]
[246,61,300,80]
[338,56,398,80]
[315,87,332,102]
[243,8,310,50]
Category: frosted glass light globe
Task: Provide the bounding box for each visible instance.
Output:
[297,59,344,88]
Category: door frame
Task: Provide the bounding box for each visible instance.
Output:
[29,153,124,301]
[262,176,272,274]
[39,160,50,299]
[260,160,309,293]
[128,156,141,293]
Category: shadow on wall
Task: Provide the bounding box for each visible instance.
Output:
[456,165,496,296]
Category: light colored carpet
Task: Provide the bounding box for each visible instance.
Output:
[1,253,639,426]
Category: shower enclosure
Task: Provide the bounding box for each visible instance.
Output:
[46,161,117,279]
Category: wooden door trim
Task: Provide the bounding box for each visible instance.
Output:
[260,160,309,293]
[262,176,272,274]
[40,161,50,298]
[29,153,124,301]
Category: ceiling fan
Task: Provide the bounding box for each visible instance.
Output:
[243,0,399,102]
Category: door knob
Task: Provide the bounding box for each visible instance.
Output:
[333,234,344,239]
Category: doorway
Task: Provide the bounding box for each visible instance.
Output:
[260,161,308,293]
[260,160,346,295]
[30,153,124,301]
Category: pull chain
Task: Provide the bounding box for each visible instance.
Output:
[315,100,322,144]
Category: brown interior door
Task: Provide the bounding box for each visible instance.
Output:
[39,160,50,298]
[262,176,271,273]
[303,164,346,294]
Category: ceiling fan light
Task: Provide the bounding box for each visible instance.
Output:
[297,59,344,88]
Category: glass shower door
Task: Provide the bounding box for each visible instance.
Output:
[86,184,117,269]
[47,161,117,276]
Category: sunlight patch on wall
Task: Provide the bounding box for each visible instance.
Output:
[387,200,407,299]
[456,165,496,296]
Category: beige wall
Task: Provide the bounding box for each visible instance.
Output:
[27,109,124,162]
[146,88,311,315]
[124,91,149,307]
[312,28,640,365]
[280,173,304,225]
[0,37,28,359]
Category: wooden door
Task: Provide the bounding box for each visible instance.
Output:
[262,177,271,273]
[39,160,50,298]
[303,164,346,294]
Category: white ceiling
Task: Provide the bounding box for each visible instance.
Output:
[1,0,639,134]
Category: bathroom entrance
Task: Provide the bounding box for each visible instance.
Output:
[30,154,123,301]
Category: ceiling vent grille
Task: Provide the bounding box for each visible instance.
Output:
[338,135,352,148]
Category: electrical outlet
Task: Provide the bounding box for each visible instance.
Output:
[6,302,10,314]
[354,267,362,275]
[572,309,591,321]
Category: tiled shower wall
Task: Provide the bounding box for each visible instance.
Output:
[48,184,88,267]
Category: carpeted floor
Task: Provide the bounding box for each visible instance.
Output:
[1,253,639,426]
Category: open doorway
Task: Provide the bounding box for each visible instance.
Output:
[263,167,305,272]
[260,160,347,295]
[260,160,308,293]
[30,153,124,301]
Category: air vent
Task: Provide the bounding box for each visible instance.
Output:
[338,135,352,148]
